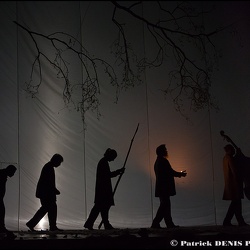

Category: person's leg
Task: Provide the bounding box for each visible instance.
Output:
[223,201,235,226]
[234,199,248,226]
[84,204,100,230]
[0,198,7,232]
[163,196,177,227]
[26,199,48,230]
[47,200,58,230]
[151,197,165,228]
[101,205,113,229]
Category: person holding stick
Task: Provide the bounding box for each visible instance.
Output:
[84,148,124,230]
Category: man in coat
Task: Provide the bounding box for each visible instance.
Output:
[26,154,64,231]
[222,144,248,227]
[151,144,187,229]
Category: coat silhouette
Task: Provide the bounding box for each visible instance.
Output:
[223,147,244,200]
[36,160,60,200]
[94,157,120,206]
[154,156,181,197]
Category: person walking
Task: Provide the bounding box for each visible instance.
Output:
[26,154,64,231]
[0,164,17,236]
[151,144,187,229]
[222,144,248,227]
[84,148,124,230]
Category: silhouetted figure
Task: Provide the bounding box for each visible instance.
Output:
[0,165,17,236]
[151,144,187,229]
[26,154,64,231]
[222,144,249,227]
[84,148,124,230]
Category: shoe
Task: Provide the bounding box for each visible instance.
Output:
[84,225,94,230]
[151,223,162,229]
[50,227,63,231]
[84,222,94,230]
[223,222,234,227]
[26,222,36,232]
[6,231,17,239]
[0,227,9,233]
[167,224,180,228]
[104,223,114,230]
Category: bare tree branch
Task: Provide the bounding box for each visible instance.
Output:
[109,1,232,118]
[14,21,119,124]
[14,1,237,123]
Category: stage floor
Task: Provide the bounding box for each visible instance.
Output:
[1,225,250,249]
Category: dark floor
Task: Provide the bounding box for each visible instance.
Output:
[1,225,250,249]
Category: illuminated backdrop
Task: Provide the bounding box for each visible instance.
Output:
[1,1,250,230]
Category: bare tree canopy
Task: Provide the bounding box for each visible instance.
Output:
[14,1,235,123]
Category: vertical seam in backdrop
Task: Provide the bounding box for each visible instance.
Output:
[16,0,21,231]
[201,1,217,225]
[141,2,154,222]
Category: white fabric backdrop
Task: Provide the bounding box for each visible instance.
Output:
[0,1,250,231]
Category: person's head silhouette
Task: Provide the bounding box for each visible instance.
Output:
[104,148,117,162]
[156,144,168,158]
[50,154,64,167]
[6,165,17,177]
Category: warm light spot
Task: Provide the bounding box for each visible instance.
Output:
[37,218,47,230]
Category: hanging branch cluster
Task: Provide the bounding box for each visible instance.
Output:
[14,21,119,122]
[15,1,232,122]
[110,1,227,117]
